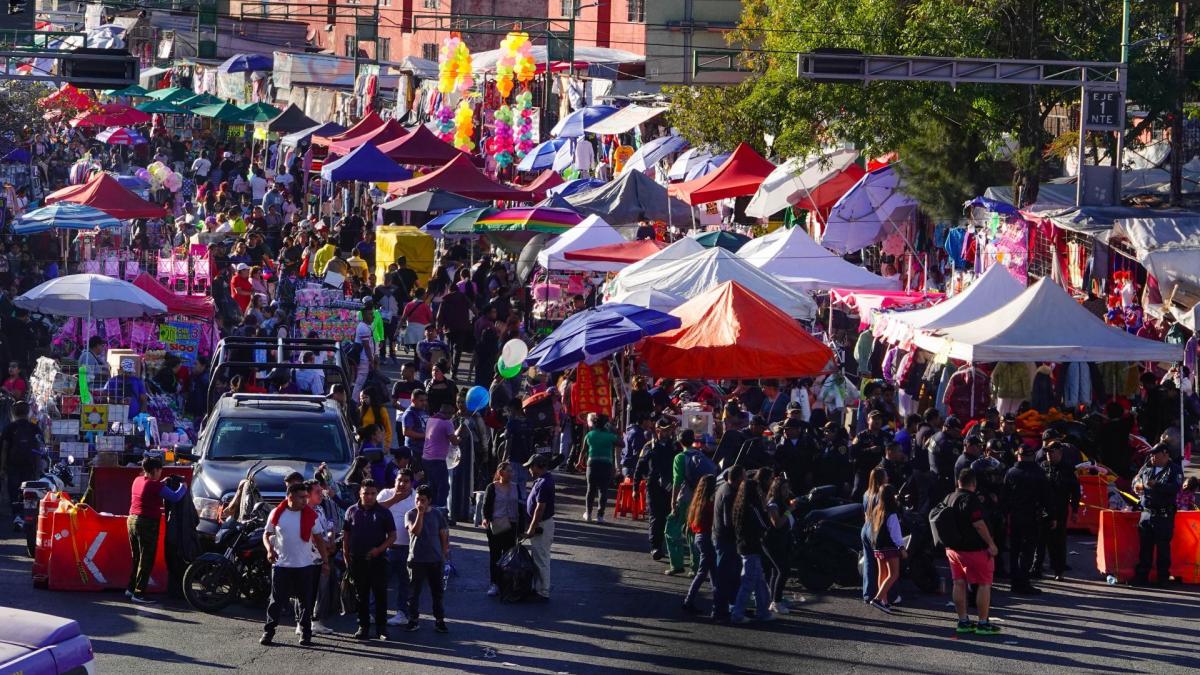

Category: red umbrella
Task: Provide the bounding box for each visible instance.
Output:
[40,84,92,110]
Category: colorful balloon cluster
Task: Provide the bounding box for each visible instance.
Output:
[513,90,536,158]
[435,104,455,144]
[437,36,474,95]
[495,32,535,99]
[486,105,516,168]
[138,161,182,193]
[453,99,475,152]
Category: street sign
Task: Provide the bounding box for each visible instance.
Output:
[1085,90,1124,131]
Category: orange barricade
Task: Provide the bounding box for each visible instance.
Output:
[45,495,168,593]
[31,491,63,588]
[1068,475,1109,534]
[1096,509,1200,583]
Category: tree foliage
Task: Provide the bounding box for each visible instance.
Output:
[0,81,53,141]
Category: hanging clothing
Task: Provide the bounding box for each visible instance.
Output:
[1063,362,1094,409]
[818,374,860,412]
[990,362,1032,401]
[853,329,874,376]
[943,227,968,269]
[942,365,991,421]
[1030,365,1056,413]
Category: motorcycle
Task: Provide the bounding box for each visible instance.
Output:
[789,486,865,592]
[182,464,272,613]
[20,458,75,557]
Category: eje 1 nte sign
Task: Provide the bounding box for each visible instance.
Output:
[1085,90,1124,131]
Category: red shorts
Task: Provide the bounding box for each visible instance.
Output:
[946,549,994,585]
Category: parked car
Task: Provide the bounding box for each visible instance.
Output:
[0,608,96,675]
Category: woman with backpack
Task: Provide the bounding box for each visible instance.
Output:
[731,472,774,624]
[682,473,717,614]
[861,466,888,603]
[482,461,522,597]
[579,413,623,523]
[868,484,906,614]
[763,475,793,615]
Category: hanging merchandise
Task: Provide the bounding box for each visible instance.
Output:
[453,99,475,152]
[488,105,516,168]
[436,36,474,144]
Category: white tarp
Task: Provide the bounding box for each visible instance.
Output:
[584,105,667,135]
[611,236,705,280]
[913,278,1181,363]
[536,214,627,272]
[608,247,818,320]
[745,150,859,219]
[1110,217,1200,256]
[472,45,643,73]
[736,225,896,294]
[874,264,1024,344]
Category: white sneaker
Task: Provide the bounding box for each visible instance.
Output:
[582,511,592,522]
[294,624,303,636]
[486,584,499,597]
[386,612,408,626]
[311,621,334,635]
[769,601,790,615]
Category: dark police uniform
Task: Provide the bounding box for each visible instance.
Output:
[1035,457,1081,577]
[970,454,1009,575]
[1003,456,1052,590]
[1133,460,1183,584]
[849,428,890,499]
[635,436,680,557]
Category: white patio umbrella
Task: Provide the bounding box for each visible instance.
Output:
[16,274,168,356]
[745,149,859,218]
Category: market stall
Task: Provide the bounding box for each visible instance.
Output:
[737,225,897,293]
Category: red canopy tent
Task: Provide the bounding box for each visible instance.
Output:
[520,169,566,201]
[387,155,531,202]
[132,273,215,318]
[640,281,834,379]
[564,239,666,265]
[45,173,167,220]
[40,84,92,110]
[377,125,466,165]
[326,119,410,156]
[668,142,775,205]
[312,110,383,147]
[71,103,151,128]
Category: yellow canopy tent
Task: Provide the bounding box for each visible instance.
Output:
[375,225,436,286]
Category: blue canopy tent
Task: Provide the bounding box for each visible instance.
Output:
[550,105,619,139]
[517,138,566,172]
[320,143,412,182]
[218,53,273,73]
[546,177,606,198]
[524,303,681,372]
[620,134,689,175]
[2,148,31,163]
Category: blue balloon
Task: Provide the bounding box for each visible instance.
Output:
[465,385,490,413]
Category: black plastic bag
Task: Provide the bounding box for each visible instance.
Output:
[497,543,536,603]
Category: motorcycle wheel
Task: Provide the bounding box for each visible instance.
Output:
[907,557,940,594]
[240,562,271,607]
[793,549,836,592]
[25,525,35,558]
[183,554,239,613]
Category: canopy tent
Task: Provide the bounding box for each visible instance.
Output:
[45,172,167,220]
[525,304,681,373]
[564,239,667,269]
[219,53,272,74]
[144,86,194,102]
[135,99,189,115]
[73,103,151,127]
[131,273,215,318]
[2,148,30,163]
[736,225,897,293]
[520,169,566,201]
[327,119,410,156]
[313,110,383,147]
[584,105,667,135]
[565,170,693,226]
[608,246,818,320]
[537,214,626,272]
[381,189,485,213]
[550,105,619,138]
[516,138,566,172]
[912,278,1182,363]
[874,264,1024,344]
[546,177,606,198]
[94,127,147,146]
[745,150,861,219]
[472,45,643,73]
[42,83,93,108]
[669,142,775,205]
[280,122,347,149]
[693,230,750,252]
[377,125,465,165]
[105,84,148,97]
[620,134,689,176]
[537,193,576,211]
[17,274,167,322]
[387,154,531,201]
[616,236,707,280]
[261,103,317,134]
[641,281,834,379]
[320,143,412,182]
[821,165,918,254]
[427,207,498,237]
[191,102,248,122]
[177,93,222,109]
[237,102,283,124]
[475,207,581,234]
[13,203,123,235]
[831,288,943,329]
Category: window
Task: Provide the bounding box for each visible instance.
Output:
[377,37,390,62]
[208,419,352,464]
[423,0,439,9]
[344,35,357,58]
[626,0,644,23]
[421,43,438,61]
[560,0,580,17]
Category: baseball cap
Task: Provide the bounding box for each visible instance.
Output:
[944,416,962,428]
[523,452,551,469]
[235,263,250,272]
[1149,443,1169,455]
[1041,429,1063,441]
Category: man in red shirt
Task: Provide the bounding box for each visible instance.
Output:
[126,457,185,604]
[231,262,254,315]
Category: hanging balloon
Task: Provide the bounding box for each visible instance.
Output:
[501,338,529,365]
[497,360,522,379]
[465,385,490,413]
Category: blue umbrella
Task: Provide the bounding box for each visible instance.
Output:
[550,105,619,139]
[524,303,681,372]
[621,135,689,175]
[14,203,124,234]
[545,177,606,198]
[115,175,150,191]
[2,148,31,163]
[517,138,566,172]
[218,53,273,73]
[668,149,731,181]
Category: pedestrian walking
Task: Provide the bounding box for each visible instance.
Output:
[682,474,717,614]
[343,479,397,640]
[868,484,905,614]
[763,475,793,615]
[580,413,622,523]
[483,461,523,597]
[262,483,328,646]
[378,469,417,626]
[710,465,745,623]
[731,472,775,624]
[405,485,451,632]
[635,417,679,562]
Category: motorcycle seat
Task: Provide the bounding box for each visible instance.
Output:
[801,502,863,528]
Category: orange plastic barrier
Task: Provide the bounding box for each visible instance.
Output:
[45,496,168,593]
[31,491,63,588]
[1068,475,1109,534]
[1096,509,1200,583]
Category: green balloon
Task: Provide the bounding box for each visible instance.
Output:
[497,359,521,379]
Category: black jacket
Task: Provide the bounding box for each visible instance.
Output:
[1004,460,1052,522]
[635,438,679,492]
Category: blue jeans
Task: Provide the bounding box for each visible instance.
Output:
[424,459,449,508]
[386,546,411,613]
[684,531,716,607]
[712,537,740,619]
[861,524,877,601]
[732,554,770,621]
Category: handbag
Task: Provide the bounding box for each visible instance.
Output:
[339,572,357,615]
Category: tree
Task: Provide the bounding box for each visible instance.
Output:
[894,113,1004,221]
[0,81,53,142]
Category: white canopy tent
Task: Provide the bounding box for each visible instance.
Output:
[745,150,859,219]
[737,225,897,294]
[912,278,1182,363]
[536,214,627,273]
[584,105,667,135]
[874,264,1025,344]
[612,236,706,280]
[608,247,818,320]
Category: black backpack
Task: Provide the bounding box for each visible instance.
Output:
[928,493,966,549]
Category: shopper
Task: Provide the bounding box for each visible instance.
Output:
[262,482,327,646]
[682,473,717,614]
[942,469,1001,635]
[405,484,450,633]
[868,484,905,614]
[343,479,397,640]
[731,472,775,624]
[125,456,185,604]
[580,413,622,523]
[860,466,888,603]
[524,453,556,601]
[378,468,417,626]
[482,461,522,596]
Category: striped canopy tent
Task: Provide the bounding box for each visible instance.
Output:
[474,207,582,234]
[95,127,147,146]
[13,203,123,235]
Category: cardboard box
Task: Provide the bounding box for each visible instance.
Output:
[106,350,142,378]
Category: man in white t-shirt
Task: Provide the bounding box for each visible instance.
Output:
[377,469,417,626]
[261,483,327,647]
[352,307,376,400]
[190,152,211,181]
[250,168,268,202]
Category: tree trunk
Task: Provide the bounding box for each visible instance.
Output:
[1012,85,1044,207]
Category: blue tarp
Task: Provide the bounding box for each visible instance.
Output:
[964,196,1022,219]
[524,303,681,372]
[320,143,412,182]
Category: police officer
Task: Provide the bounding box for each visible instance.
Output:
[634,417,681,562]
[1035,442,1080,581]
[850,410,891,499]
[775,417,817,496]
[878,441,912,490]
[926,416,964,502]
[995,414,1023,465]
[953,434,985,478]
[972,440,1010,577]
[1003,445,1052,595]
[732,415,774,471]
[1132,443,1183,586]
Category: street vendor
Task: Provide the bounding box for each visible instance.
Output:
[104,359,149,419]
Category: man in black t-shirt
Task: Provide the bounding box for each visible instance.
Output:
[944,469,1001,636]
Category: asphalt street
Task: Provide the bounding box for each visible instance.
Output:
[2,471,1199,675]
